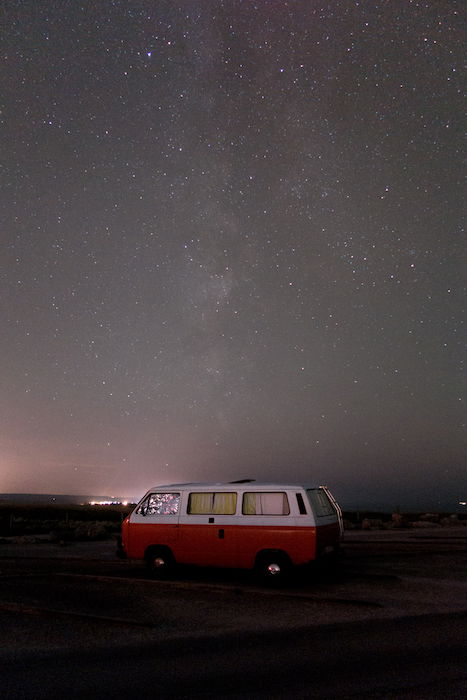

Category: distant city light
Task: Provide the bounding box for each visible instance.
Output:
[89,500,130,506]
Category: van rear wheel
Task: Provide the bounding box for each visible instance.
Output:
[255,552,291,583]
[145,547,175,577]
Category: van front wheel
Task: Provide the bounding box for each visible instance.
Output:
[145,547,175,577]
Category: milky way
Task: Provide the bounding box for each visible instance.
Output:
[1,1,464,509]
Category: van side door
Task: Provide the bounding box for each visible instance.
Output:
[177,491,238,567]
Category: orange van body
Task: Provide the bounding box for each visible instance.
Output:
[120,481,343,574]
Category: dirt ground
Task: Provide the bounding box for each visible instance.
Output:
[0,525,466,635]
[0,526,466,698]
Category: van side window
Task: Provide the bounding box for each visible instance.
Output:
[136,492,180,516]
[243,492,290,515]
[307,489,336,517]
[296,493,307,514]
[188,492,237,515]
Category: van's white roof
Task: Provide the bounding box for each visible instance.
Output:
[144,481,325,492]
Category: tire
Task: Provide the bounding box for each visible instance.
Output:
[145,547,175,577]
[255,551,291,584]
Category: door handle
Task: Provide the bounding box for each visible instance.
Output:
[218,529,224,539]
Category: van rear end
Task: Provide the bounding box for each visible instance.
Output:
[306,486,343,558]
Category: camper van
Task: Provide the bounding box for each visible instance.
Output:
[119,480,343,578]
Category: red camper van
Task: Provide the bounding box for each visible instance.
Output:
[119,480,343,578]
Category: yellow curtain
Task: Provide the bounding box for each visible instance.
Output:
[213,492,237,514]
[243,492,257,515]
[189,492,213,514]
[189,492,237,514]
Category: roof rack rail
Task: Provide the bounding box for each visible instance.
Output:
[228,479,256,483]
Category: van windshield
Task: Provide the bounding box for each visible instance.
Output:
[136,492,180,516]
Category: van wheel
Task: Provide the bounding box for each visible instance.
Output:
[255,552,291,583]
[145,547,175,577]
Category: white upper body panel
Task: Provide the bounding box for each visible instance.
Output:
[129,481,341,529]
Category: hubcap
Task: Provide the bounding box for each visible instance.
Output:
[267,563,281,575]
[153,557,166,568]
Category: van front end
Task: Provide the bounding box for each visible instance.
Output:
[116,515,130,559]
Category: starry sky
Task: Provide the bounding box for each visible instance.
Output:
[1,1,465,509]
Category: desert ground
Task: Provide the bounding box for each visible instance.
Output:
[0,526,466,699]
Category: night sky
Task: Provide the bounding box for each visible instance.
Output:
[1,1,465,509]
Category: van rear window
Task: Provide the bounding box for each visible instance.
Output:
[242,492,290,515]
[307,489,336,517]
[136,493,180,516]
[188,492,237,515]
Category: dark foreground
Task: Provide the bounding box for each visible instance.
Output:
[0,528,466,699]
